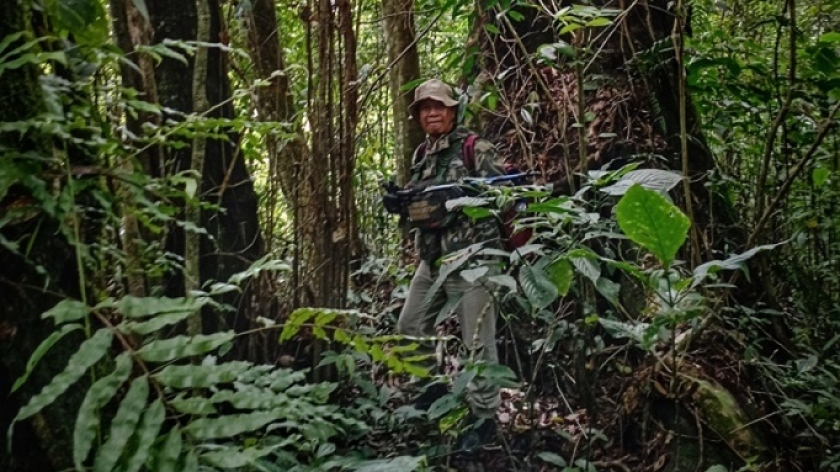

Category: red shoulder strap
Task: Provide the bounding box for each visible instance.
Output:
[462,134,478,170]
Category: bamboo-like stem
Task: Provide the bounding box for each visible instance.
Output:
[673,0,701,268]
[576,35,587,179]
[185,0,211,336]
[755,0,797,224]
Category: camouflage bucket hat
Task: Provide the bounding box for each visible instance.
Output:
[409,79,459,116]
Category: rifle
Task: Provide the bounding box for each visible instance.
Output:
[381,172,536,226]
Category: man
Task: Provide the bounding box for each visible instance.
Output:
[383,78,505,451]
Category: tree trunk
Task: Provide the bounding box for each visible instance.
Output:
[382,0,424,185]
[242,0,310,256]
[1,4,87,470]
[144,0,263,336]
[477,0,736,253]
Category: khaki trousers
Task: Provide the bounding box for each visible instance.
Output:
[396,261,501,418]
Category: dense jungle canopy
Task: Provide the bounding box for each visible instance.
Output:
[1,0,839,471]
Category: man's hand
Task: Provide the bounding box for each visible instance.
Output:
[381,180,406,215]
[382,193,404,214]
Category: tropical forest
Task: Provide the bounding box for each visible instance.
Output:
[1,0,839,470]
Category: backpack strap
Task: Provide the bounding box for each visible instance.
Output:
[462,133,477,171]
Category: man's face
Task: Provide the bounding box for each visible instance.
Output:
[418,99,456,138]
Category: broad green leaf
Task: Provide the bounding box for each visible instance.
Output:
[42,299,90,324]
[585,17,612,27]
[595,277,621,305]
[0,32,25,56]
[126,99,161,115]
[117,311,192,335]
[350,456,425,472]
[135,43,188,65]
[279,308,358,343]
[601,257,645,282]
[200,445,280,469]
[526,197,572,213]
[570,256,600,284]
[812,166,830,188]
[452,369,477,397]
[537,451,567,467]
[819,32,840,43]
[462,206,494,219]
[705,466,729,472]
[691,243,781,288]
[182,450,198,472]
[428,394,459,420]
[0,51,67,73]
[93,376,149,472]
[12,323,83,393]
[599,318,650,346]
[14,328,113,422]
[488,274,518,291]
[0,36,49,63]
[546,259,573,296]
[460,266,489,283]
[560,23,582,35]
[118,399,165,472]
[137,331,234,363]
[155,428,182,472]
[228,255,291,285]
[518,264,558,311]
[170,395,218,415]
[479,363,519,387]
[484,23,501,35]
[280,308,316,342]
[184,409,283,440]
[207,389,285,410]
[268,368,308,391]
[116,295,210,319]
[154,361,250,388]
[47,0,102,32]
[74,352,133,470]
[616,184,690,267]
[601,169,682,196]
[509,244,544,263]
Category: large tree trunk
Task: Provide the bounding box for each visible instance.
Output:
[474,1,762,468]
[1,4,87,470]
[242,0,310,256]
[144,0,263,336]
[477,0,736,255]
[296,0,359,379]
[382,0,424,185]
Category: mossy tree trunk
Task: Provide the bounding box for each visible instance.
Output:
[143,0,264,338]
[0,3,88,470]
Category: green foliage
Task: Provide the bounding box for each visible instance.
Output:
[8,0,840,468]
[73,352,133,470]
[616,184,691,268]
[11,290,396,471]
[92,376,150,472]
[136,332,235,363]
[281,307,430,377]
[11,323,83,393]
[12,328,113,423]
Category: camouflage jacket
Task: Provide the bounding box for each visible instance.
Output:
[409,125,505,264]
